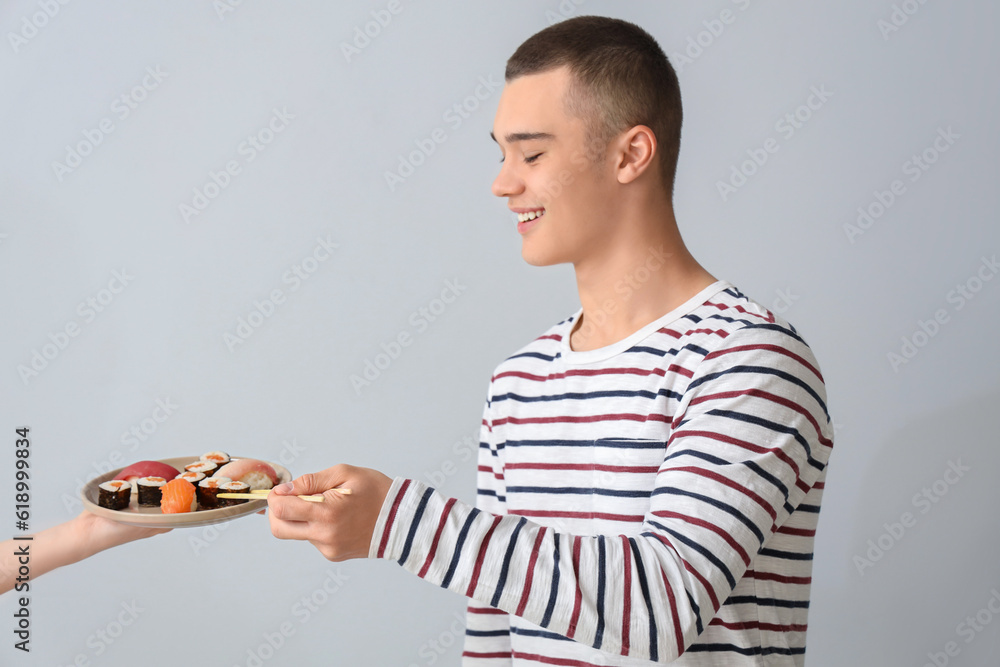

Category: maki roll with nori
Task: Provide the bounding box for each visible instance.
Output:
[197,476,232,509]
[200,451,231,468]
[217,480,250,507]
[137,476,167,506]
[98,480,131,510]
[176,471,206,487]
[184,461,218,477]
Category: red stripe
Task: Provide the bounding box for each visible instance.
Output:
[708,618,808,633]
[621,534,632,655]
[493,363,695,384]
[516,527,547,616]
[511,509,644,523]
[668,429,802,480]
[376,479,411,559]
[466,515,504,598]
[537,334,562,341]
[467,606,508,615]
[477,464,504,480]
[668,465,777,522]
[678,387,831,451]
[566,536,583,639]
[742,569,811,585]
[644,528,720,612]
[417,496,457,578]
[704,343,821,381]
[652,508,751,566]
[660,567,685,657]
[506,462,660,474]
[497,412,670,427]
[463,651,513,659]
[511,651,614,666]
[704,301,775,324]
[776,524,815,537]
[681,327,731,338]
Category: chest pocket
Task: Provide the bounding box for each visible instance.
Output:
[591,437,667,499]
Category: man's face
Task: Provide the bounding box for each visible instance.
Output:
[491,66,619,267]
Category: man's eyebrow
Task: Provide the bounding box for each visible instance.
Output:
[490,131,555,144]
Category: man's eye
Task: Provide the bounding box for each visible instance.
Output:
[525,153,542,164]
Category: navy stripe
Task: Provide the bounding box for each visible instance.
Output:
[508,351,559,362]
[646,524,736,589]
[686,364,828,420]
[685,588,704,634]
[508,486,652,498]
[465,629,511,637]
[652,487,764,545]
[440,508,479,589]
[628,538,658,661]
[509,627,572,641]
[706,408,823,470]
[725,595,810,609]
[743,460,790,504]
[491,517,527,607]
[495,388,683,404]
[594,535,606,650]
[758,547,813,561]
[476,489,506,503]
[540,532,560,628]
[397,486,434,568]
[506,438,665,450]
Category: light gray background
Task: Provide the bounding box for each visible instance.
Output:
[1,1,998,665]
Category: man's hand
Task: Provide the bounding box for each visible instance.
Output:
[267,464,393,562]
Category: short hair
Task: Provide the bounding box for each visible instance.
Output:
[505,15,683,198]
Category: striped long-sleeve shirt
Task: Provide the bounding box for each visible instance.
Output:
[370,281,833,665]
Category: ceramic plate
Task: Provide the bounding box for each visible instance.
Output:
[80,456,290,528]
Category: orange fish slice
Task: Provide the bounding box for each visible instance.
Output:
[160,478,197,514]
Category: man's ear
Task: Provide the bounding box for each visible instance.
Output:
[615,125,656,185]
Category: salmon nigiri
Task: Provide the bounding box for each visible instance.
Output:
[160,478,197,513]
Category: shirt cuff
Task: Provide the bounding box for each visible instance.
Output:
[368,476,414,559]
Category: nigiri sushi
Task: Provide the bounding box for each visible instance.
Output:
[215,459,278,491]
[115,460,180,483]
[160,478,197,514]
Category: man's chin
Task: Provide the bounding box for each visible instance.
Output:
[521,248,566,267]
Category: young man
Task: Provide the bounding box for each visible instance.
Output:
[268,16,833,665]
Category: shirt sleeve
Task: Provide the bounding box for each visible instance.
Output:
[462,381,513,665]
[368,324,834,663]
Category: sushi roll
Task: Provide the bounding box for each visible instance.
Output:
[200,451,231,468]
[160,478,197,514]
[98,480,131,510]
[184,461,218,477]
[137,476,167,506]
[196,476,232,509]
[217,480,250,507]
[176,471,206,487]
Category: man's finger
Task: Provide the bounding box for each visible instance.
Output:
[269,514,314,541]
[267,494,323,523]
[281,466,348,496]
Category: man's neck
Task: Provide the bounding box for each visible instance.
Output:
[568,212,716,353]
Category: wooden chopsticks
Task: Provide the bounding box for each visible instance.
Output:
[216,488,351,503]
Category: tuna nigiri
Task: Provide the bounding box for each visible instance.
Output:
[115,460,180,483]
[160,478,197,514]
